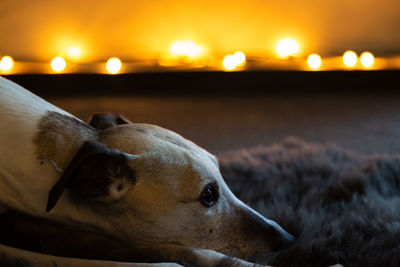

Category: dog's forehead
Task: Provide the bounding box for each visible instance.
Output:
[101,123,201,150]
[99,123,219,173]
[99,123,221,194]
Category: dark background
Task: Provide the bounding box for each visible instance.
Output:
[5,71,400,156]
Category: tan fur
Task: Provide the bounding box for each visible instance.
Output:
[33,111,97,170]
[28,111,291,264]
[0,77,283,266]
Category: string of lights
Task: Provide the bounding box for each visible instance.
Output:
[1,38,399,74]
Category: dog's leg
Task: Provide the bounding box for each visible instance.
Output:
[0,243,183,267]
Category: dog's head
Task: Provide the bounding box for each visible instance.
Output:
[45,113,294,260]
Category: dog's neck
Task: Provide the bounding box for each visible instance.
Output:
[33,111,98,171]
[0,78,97,221]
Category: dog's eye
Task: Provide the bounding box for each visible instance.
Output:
[199,183,219,208]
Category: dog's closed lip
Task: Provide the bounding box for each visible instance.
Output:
[263,218,295,250]
[239,207,295,251]
[273,229,295,250]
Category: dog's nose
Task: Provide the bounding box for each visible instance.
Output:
[240,207,295,250]
[263,218,295,250]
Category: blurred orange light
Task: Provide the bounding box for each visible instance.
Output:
[0,56,14,72]
[307,54,322,69]
[106,57,122,74]
[276,38,300,58]
[222,55,237,71]
[222,52,246,71]
[360,52,374,68]
[66,46,81,60]
[51,57,66,72]
[169,40,205,58]
[233,51,246,66]
[343,51,357,67]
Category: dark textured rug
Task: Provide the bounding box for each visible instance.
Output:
[2,137,400,266]
[219,137,400,267]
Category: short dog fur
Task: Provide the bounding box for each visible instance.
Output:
[0,77,294,266]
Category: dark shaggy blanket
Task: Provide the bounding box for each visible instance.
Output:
[219,137,400,267]
[2,137,399,267]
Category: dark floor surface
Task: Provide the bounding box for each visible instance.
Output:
[45,94,400,156]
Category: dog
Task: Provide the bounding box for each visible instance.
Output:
[0,76,294,266]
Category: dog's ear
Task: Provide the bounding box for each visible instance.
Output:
[46,141,137,212]
[88,113,131,130]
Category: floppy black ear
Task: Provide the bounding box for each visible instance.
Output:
[88,113,131,130]
[46,141,137,212]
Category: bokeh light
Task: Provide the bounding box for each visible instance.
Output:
[276,38,300,58]
[51,57,66,72]
[66,46,81,60]
[0,56,14,72]
[360,52,374,68]
[343,51,358,67]
[222,52,247,71]
[307,54,322,69]
[222,55,237,71]
[233,51,246,66]
[169,40,205,58]
[106,57,122,74]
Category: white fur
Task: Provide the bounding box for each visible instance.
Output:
[0,76,269,266]
[0,77,71,215]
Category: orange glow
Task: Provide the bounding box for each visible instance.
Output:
[360,52,374,68]
[0,1,398,64]
[51,57,66,72]
[233,52,246,66]
[222,51,246,71]
[169,40,205,59]
[222,55,237,71]
[0,56,14,72]
[307,54,322,69]
[106,57,122,74]
[276,38,300,58]
[0,1,397,73]
[343,51,358,67]
[66,46,81,60]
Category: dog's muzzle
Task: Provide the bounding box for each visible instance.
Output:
[261,217,295,250]
[239,206,295,251]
